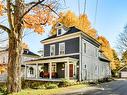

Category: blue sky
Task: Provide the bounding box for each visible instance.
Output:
[23,0,127,54]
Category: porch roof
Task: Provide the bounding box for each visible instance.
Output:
[25,57,78,64]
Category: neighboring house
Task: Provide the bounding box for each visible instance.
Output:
[25,23,111,82]
[118,65,127,78]
[0,48,40,81]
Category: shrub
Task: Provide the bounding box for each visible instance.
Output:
[45,83,58,89]
[59,79,77,87]
[0,83,7,95]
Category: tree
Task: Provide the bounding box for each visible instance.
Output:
[112,49,120,70]
[51,11,97,38]
[121,50,127,64]
[117,25,127,52]
[0,0,58,93]
[97,36,120,70]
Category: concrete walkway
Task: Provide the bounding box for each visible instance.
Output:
[55,87,102,95]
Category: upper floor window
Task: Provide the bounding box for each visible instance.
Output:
[59,42,65,55]
[57,28,62,36]
[50,44,55,56]
[83,43,86,53]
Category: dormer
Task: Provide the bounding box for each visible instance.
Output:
[55,23,67,36]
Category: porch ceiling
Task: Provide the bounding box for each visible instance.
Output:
[25,57,78,64]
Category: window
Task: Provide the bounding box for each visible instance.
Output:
[84,43,86,53]
[57,28,62,36]
[29,67,34,74]
[50,44,55,56]
[59,42,65,55]
[52,63,56,72]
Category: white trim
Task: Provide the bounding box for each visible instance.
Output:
[57,28,62,36]
[50,44,55,56]
[59,42,65,55]
[41,31,101,46]
[25,57,78,64]
[49,62,52,79]
[44,53,79,59]
[79,35,82,81]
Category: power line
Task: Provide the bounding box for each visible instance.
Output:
[83,0,87,14]
[78,0,80,16]
[94,0,99,25]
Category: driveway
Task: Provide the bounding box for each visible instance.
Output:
[62,79,127,95]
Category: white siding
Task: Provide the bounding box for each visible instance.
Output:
[80,38,111,82]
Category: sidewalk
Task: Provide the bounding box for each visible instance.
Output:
[55,87,102,95]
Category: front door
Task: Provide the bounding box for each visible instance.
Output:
[69,64,73,79]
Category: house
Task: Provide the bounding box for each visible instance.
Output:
[0,48,40,81]
[25,23,111,82]
[118,65,127,78]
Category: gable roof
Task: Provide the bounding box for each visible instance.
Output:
[23,49,40,57]
[0,48,40,57]
[99,53,110,62]
[41,26,101,46]
[41,26,80,41]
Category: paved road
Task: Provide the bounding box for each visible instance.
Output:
[63,79,127,95]
[81,79,127,95]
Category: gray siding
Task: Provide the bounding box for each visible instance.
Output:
[44,37,79,57]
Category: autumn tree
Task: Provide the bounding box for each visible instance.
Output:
[51,11,97,38]
[0,0,59,93]
[112,49,120,70]
[97,36,120,70]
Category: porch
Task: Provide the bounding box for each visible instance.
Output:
[24,57,79,81]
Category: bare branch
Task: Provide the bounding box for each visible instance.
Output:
[0,24,11,33]
[20,0,45,20]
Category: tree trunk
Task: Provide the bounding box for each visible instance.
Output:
[7,32,23,93]
[7,0,24,93]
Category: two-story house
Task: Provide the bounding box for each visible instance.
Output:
[0,48,40,81]
[25,23,111,82]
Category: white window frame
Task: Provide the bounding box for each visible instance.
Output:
[57,28,62,36]
[50,44,55,56]
[59,42,65,55]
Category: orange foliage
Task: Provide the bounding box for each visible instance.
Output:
[97,36,120,70]
[22,42,29,49]
[24,6,56,34]
[51,11,97,38]
[0,65,6,75]
[0,1,3,16]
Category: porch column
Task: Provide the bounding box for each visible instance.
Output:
[36,63,38,79]
[65,61,69,79]
[49,62,52,79]
[25,64,27,78]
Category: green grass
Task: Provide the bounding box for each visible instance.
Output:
[10,84,89,95]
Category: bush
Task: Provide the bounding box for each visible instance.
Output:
[22,80,46,89]
[22,80,59,89]
[0,83,7,95]
[45,83,58,89]
[59,79,77,87]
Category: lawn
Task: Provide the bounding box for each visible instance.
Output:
[9,84,88,95]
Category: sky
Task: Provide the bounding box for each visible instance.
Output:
[23,0,127,54]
